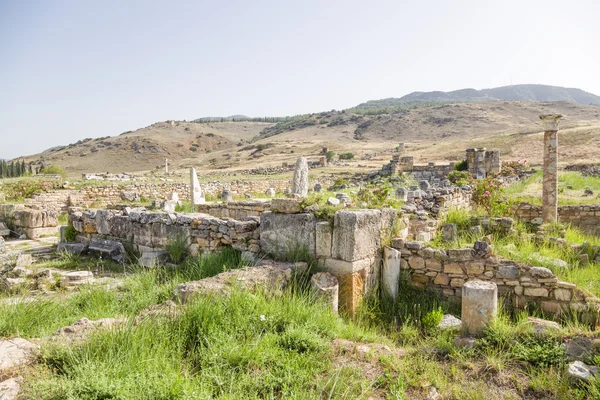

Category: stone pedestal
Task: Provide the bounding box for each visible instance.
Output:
[540,114,562,224]
[462,280,498,335]
[311,272,339,315]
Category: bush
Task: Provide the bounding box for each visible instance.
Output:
[39,165,66,177]
[421,307,444,333]
[448,170,472,187]
[325,151,336,162]
[339,152,355,160]
[454,159,468,171]
[277,327,324,353]
[2,180,60,201]
[256,144,267,151]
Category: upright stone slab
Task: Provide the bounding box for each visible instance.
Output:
[165,158,169,175]
[171,191,179,203]
[190,168,205,206]
[540,114,562,223]
[222,189,233,202]
[291,157,309,197]
[442,224,457,242]
[382,246,401,300]
[462,280,498,335]
[260,212,316,258]
[311,272,339,315]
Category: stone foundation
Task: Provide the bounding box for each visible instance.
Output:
[515,203,600,235]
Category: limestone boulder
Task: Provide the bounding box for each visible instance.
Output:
[0,338,39,373]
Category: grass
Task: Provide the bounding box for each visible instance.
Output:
[506,171,600,206]
[23,289,380,399]
[0,248,246,338]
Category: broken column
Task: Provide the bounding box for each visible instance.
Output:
[311,272,339,315]
[382,246,401,300]
[462,280,498,335]
[291,157,309,197]
[540,114,562,223]
[190,168,205,206]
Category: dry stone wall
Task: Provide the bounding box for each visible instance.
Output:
[68,208,261,257]
[195,201,271,220]
[388,239,600,315]
[515,203,600,235]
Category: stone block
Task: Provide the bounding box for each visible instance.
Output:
[88,237,126,264]
[139,250,169,267]
[496,265,519,279]
[465,262,484,275]
[434,273,450,285]
[462,280,498,335]
[382,247,401,299]
[408,256,425,270]
[425,258,442,271]
[444,262,463,274]
[524,287,549,297]
[57,242,88,255]
[448,248,473,261]
[311,272,339,315]
[260,212,316,258]
[332,210,382,262]
[271,198,302,214]
[12,210,58,228]
[315,221,332,259]
[324,258,372,274]
[553,288,572,301]
[334,270,364,316]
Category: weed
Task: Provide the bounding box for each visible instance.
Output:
[165,234,189,264]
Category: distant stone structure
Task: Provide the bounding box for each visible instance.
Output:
[165,159,169,175]
[466,148,501,179]
[291,157,309,197]
[540,114,562,223]
[190,168,205,206]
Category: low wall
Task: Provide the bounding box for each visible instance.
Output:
[515,203,600,235]
[68,208,261,257]
[195,201,271,220]
[389,239,600,314]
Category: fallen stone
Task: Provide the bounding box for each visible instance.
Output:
[438,314,462,330]
[8,267,32,278]
[88,237,126,263]
[564,337,595,362]
[173,265,292,303]
[567,361,600,382]
[0,222,10,237]
[0,377,21,400]
[442,224,457,242]
[327,197,340,206]
[1,278,26,293]
[15,254,32,268]
[54,317,125,343]
[57,242,88,255]
[527,316,560,335]
[0,338,39,373]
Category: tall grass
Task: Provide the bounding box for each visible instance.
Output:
[0,248,247,338]
[24,289,379,400]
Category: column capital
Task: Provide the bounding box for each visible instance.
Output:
[539,114,563,131]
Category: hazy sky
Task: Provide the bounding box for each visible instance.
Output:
[1,0,599,159]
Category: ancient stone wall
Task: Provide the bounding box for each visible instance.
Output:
[195,201,271,220]
[466,148,501,179]
[389,239,600,314]
[515,203,600,235]
[68,208,261,257]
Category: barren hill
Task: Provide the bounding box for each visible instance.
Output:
[20,100,600,177]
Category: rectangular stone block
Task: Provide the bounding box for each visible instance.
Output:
[324,257,372,274]
[333,270,364,316]
[315,221,332,259]
[382,247,401,299]
[332,209,382,262]
[260,212,316,258]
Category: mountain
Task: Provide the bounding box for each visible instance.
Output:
[20,99,600,176]
[350,85,600,112]
[192,115,251,122]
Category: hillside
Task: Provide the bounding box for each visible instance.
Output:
[20,99,600,177]
[351,84,600,112]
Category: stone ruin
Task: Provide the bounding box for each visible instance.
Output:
[466,148,501,179]
[291,157,309,197]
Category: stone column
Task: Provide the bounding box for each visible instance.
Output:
[382,246,401,300]
[462,280,498,335]
[291,157,309,197]
[165,159,169,175]
[311,272,339,315]
[190,168,205,206]
[539,114,563,223]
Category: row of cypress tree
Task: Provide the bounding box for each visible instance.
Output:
[0,160,31,178]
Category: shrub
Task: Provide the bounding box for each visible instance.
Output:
[325,151,336,162]
[2,180,60,201]
[333,178,349,186]
[339,152,355,160]
[421,307,444,333]
[454,159,468,171]
[277,327,324,353]
[472,176,512,216]
[256,144,267,151]
[510,337,565,367]
[448,170,472,187]
[39,165,66,177]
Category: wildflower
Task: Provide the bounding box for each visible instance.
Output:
[259,315,266,321]
[484,191,490,196]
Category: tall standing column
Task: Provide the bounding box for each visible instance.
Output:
[539,114,562,223]
[165,159,169,175]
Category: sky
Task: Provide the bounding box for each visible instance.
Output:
[1,0,599,159]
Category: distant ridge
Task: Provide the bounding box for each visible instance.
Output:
[351,84,600,112]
